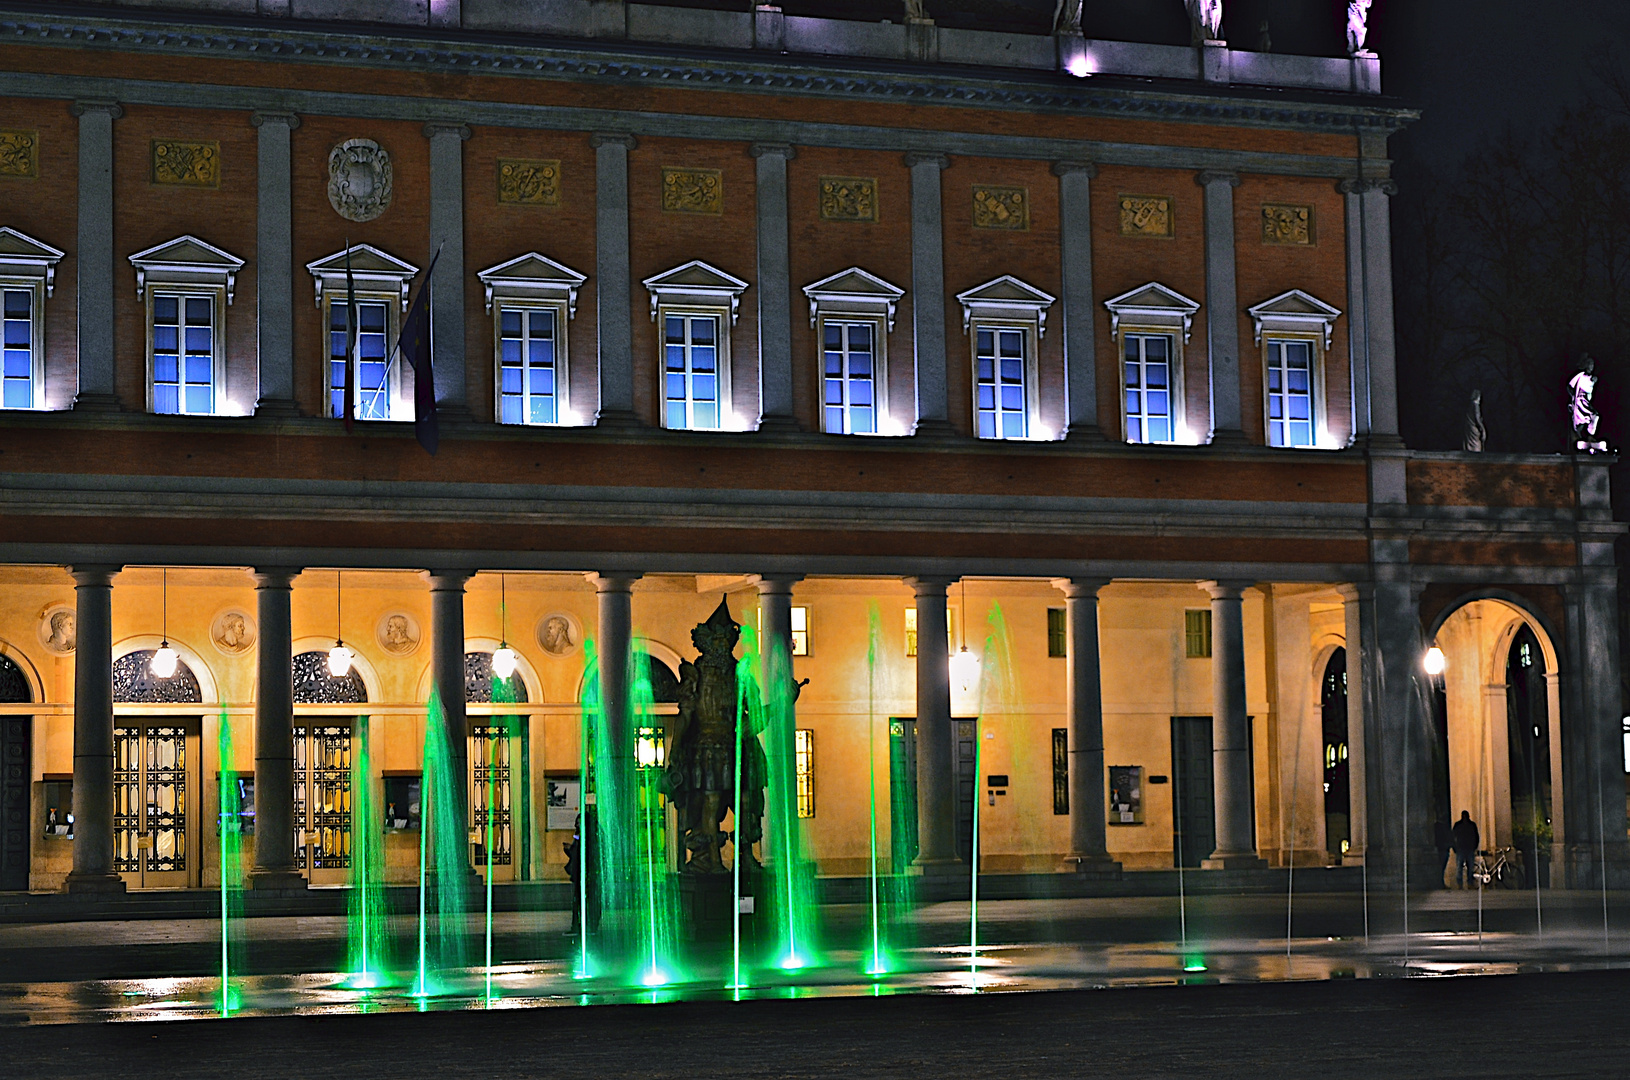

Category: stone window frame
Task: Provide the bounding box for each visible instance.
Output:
[306,244,419,423]
[803,266,904,437]
[0,227,63,411]
[956,274,1055,442]
[1246,289,1342,450]
[1104,281,1202,446]
[478,252,587,428]
[129,234,244,417]
[643,259,750,432]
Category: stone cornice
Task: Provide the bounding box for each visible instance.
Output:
[0,8,1417,135]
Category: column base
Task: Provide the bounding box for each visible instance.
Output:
[1207,428,1251,448]
[1200,852,1267,870]
[594,408,644,432]
[246,869,308,891]
[62,872,126,894]
[1060,854,1122,879]
[71,393,121,413]
[253,398,302,419]
[910,418,960,444]
[1062,423,1107,444]
[754,414,802,435]
[909,858,964,879]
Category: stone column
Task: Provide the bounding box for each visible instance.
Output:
[590,573,639,804]
[1563,576,1630,887]
[905,153,951,438]
[1337,584,1371,864]
[1054,578,1118,873]
[1054,161,1102,441]
[751,144,796,432]
[71,101,122,412]
[755,574,802,865]
[252,112,300,416]
[592,134,638,427]
[907,576,957,871]
[249,567,303,889]
[1200,579,1263,868]
[1196,171,1243,445]
[1340,178,1401,445]
[65,565,123,892]
[426,123,471,421]
[427,569,473,872]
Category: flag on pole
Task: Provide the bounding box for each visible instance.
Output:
[399,246,441,455]
[343,241,357,433]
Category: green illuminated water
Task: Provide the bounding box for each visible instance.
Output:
[217,709,244,1016]
[347,714,388,989]
[865,604,887,976]
[485,677,522,1006]
[970,601,1020,985]
[631,656,681,986]
[753,622,820,973]
[414,692,469,996]
[577,638,598,979]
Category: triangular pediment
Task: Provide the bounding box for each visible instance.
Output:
[1246,289,1341,321]
[129,234,244,272]
[0,226,65,264]
[478,252,588,289]
[1103,281,1200,315]
[803,266,904,302]
[956,274,1055,308]
[642,259,750,294]
[305,243,419,279]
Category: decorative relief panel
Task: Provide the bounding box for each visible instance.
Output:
[328,138,393,223]
[497,158,560,206]
[972,185,1028,230]
[661,167,723,215]
[1118,194,1174,238]
[38,604,74,655]
[0,130,38,178]
[1261,203,1315,245]
[819,176,877,222]
[376,611,421,656]
[151,140,219,188]
[209,609,255,656]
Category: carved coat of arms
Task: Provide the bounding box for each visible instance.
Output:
[328,138,393,222]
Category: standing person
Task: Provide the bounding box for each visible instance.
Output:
[1450,810,1481,889]
[563,806,601,935]
[1434,818,1452,888]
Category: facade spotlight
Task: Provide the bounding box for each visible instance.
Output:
[492,643,518,681]
[150,643,179,679]
[1424,646,1446,675]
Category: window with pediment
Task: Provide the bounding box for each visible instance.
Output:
[478,253,586,427]
[804,267,904,436]
[1247,289,1342,449]
[643,260,750,431]
[306,244,418,422]
[956,275,1054,440]
[1105,282,1201,445]
[129,235,243,417]
[0,227,63,411]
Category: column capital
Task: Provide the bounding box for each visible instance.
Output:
[587,571,641,594]
[423,122,472,141]
[252,566,302,589]
[1052,159,1097,178]
[905,575,956,597]
[590,131,637,150]
[424,568,475,591]
[750,573,803,594]
[1200,578,1255,600]
[68,564,121,587]
[1335,582,1373,603]
[749,142,795,160]
[1338,177,1398,197]
[1195,169,1240,188]
[903,151,949,170]
[250,110,300,130]
[70,100,123,120]
[1052,577,1111,599]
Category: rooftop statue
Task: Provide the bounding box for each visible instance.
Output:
[1346,0,1372,55]
[903,0,930,22]
[1463,389,1485,452]
[1053,0,1083,35]
[665,598,770,874]
[1569,354,1609,454]
[1186,0,1223,43]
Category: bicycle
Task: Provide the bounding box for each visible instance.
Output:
[1472,847,1526,890]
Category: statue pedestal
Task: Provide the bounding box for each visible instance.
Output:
[676,872,761,945]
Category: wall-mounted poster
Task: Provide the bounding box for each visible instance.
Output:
[546,777,581,831]
[1108,765,1143,825]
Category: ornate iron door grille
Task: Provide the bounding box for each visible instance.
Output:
[144,726,187,872]
[471,725,512,867]
[113,726,141,873]
[294,724,352,870]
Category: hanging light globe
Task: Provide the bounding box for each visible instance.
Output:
[491,643,518,681]
[950,645,981,694]
[150,642,179,679]
[1423,646,1446,676]
[328,640,354,678]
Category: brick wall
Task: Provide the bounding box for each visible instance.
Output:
[0,97,78,409]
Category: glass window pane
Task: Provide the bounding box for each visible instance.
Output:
[665,316,684,344]
[2,290,28,319]
[2,381,29,409]
[691,346,716,373]
[500,396,522,424]
[824,323,841,349]
[154,355,178,383]
[693,402,717,429]
[851,406,874,434]
[153,296,178,323]
[500,309,522,336]
[4,350,29,378]
[185,384,212,414]
[690,318,715,346]
[153,385,178,414]
[3,322,28,348]
[185,297,211,323]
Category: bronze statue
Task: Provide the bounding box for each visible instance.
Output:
[665,598,767,874]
